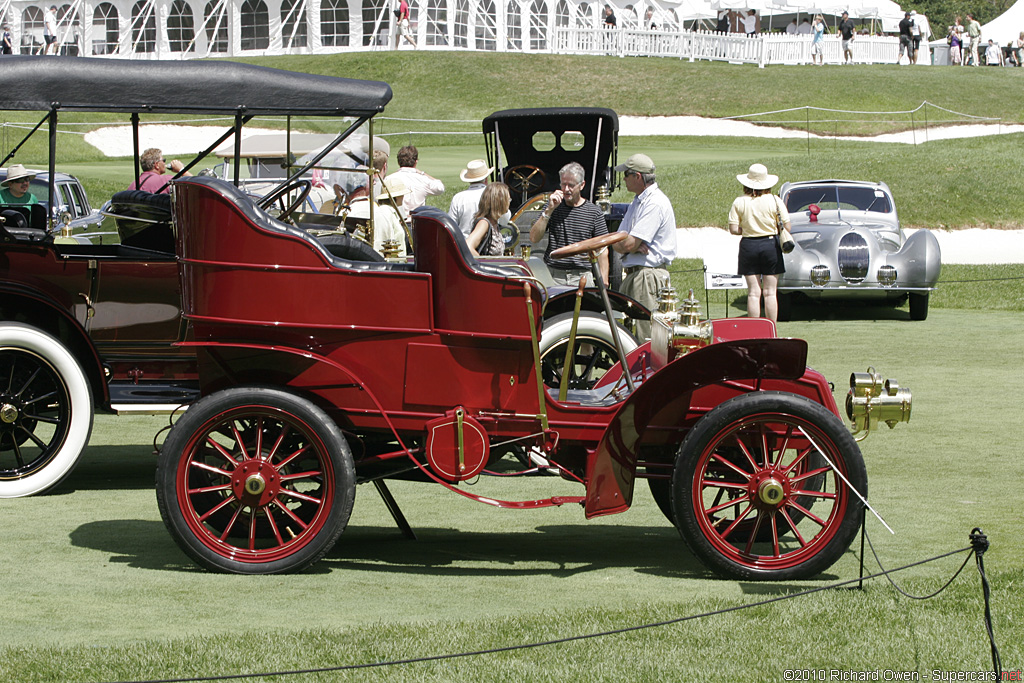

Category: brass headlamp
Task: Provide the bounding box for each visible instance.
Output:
[650,287,712,368]
[846,366,912,441]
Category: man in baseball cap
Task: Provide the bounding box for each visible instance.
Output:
[611,153,677,341]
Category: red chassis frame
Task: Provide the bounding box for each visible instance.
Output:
[162,176,862,579]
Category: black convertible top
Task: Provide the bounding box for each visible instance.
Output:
[483,107,619,210]
[482,107,618,131]
[0,57,392,116]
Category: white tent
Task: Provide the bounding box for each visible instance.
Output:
[980,0,1024,46]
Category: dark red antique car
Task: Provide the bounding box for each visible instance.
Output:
[155,173,912,580]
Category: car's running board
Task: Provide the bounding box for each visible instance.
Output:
[111,403,190,415]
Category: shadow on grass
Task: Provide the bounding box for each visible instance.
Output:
[711,293,916,322]
[50,445,157,495]
[69,518,713,580]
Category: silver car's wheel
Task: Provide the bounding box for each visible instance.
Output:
[0,323,93,498]
[909,293,929,321]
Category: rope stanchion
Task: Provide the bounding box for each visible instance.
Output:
[970,528,1002,678]
[101,531,997,683]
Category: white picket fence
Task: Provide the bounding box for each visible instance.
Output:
[553,27,910,67]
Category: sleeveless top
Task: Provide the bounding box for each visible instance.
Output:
[475,217,504,256]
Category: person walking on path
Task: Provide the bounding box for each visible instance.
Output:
[838,12,856,64]
[728,163,791,324]
[811,15,826,65]
[395,0,416,48]
[966,14,982,66]
[949,17,964,65]
[42,5,58,55]
[611,153,676,341]
[898,12,914,65]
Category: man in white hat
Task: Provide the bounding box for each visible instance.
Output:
[349,175,409,255]
[1,165,39,205]
[448,159,500,237]
[611,153,677,341]
[450,160,493,237]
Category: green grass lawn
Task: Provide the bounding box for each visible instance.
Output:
[2,54,1022,681]
[5,52,1024,228]
[1,266,1021,682]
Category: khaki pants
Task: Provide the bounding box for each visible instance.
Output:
[619,266,669,341]
[548,268,590,287]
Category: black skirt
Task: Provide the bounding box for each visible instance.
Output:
[738,235,785,276]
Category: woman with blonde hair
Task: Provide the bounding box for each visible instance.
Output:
[467,182,510,256]
[728,163,791,323]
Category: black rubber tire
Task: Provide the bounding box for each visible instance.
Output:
[648,478,674,523]
[539,311,639,390]
[156,386,355,574]
[671,392,866,581]
[776,293,793,322]
[909,293,929,321]
[0,323,93,498]
[318,233,385,262]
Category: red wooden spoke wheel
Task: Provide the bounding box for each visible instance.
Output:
[672,392,866,581]
[156,387,355,574]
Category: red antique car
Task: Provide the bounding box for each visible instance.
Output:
[1,59,912,582]
[0,61,629,498]
[155,173,912,580]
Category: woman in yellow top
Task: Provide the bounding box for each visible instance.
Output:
[728,163,791,323]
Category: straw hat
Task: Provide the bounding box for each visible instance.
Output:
[737,163,778,190]
[3,164,36,186]
[380,175,409,200]
[460,159,493,183]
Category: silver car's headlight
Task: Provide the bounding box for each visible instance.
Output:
[877,265,897,287]
[810,265,831,287]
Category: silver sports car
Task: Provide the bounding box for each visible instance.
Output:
[777,180,941,321]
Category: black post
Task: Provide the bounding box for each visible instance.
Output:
[47,106,58,233]
[131,112,141,190]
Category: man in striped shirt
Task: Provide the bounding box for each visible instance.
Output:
[529,162,609,286]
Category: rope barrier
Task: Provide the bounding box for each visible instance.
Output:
[719,101,1001,122]
[101,530,999,683]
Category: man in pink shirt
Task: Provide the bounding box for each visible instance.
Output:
[128,148,190,194]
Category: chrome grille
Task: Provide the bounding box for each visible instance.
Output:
[838,233,869,283]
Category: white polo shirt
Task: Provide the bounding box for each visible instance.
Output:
[619,182,677,269]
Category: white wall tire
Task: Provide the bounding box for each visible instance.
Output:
[0,323,94,498]
[539,312,639,390]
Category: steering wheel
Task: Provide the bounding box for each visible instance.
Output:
[505,165,547,199]
[332,183,350,216]
[257,179,312,222]
[550,231,627,259]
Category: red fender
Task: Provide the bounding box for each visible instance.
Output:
[584,337,809,518]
